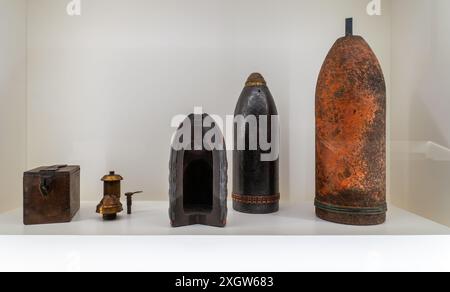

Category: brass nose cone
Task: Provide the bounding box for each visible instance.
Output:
[102,171,123,182]
[245,73,266,87]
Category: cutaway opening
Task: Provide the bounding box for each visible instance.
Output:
[183,151,213,213]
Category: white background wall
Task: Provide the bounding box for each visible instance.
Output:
[391,0,450,226]
[26,0,391,202]
[0,0,27,212]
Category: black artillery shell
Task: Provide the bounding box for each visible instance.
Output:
[233,73,280,214]
[315,35,387,226]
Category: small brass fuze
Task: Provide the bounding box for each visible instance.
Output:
[96,171,124,220]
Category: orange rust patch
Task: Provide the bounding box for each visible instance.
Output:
[315,35,386,219]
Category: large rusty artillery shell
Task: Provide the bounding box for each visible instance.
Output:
[315,20,387,226]
[233,73,280,214]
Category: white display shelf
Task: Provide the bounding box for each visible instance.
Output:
[1,202,450,272]
[0,202,448,236]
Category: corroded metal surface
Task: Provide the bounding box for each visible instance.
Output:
[233,73,280,214]
[96,171,124,220]
[315,35,387,226]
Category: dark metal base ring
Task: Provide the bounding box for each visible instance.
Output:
[315,200,387,226]
[233,194,280,214]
